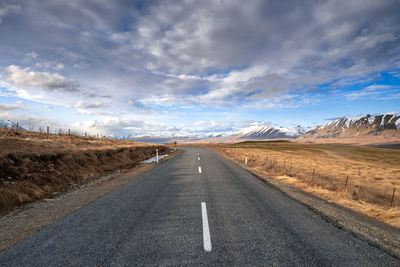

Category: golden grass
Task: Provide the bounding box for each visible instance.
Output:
[216,141,400,228]
[0,127,152,156]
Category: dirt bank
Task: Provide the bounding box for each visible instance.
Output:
[0,128,168,215]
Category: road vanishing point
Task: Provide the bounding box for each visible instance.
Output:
[0,147,399,266]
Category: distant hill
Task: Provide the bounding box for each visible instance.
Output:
[302,113,400,139]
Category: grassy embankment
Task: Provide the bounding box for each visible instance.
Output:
[0,128,168,215]
[217,140,400,228]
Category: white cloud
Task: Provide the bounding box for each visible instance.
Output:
[53,63,64,70]
[345,84,400,100]
[364,85,392,90]
[5,65,80,92]
[73,100,105,109]
[72,100,84,108]
[0,100,28,111]
[0,2,19,23]
[22,51,38,62]
[70,116,279,138]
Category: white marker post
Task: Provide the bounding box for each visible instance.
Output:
[245,153,248,165]
[156,149,159,163]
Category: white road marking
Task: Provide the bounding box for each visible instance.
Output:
[198,157,200,161]
[198,166,202,173]
[201,202,212,252]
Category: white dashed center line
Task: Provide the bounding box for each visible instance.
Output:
[201,202,212,252]
[198,166,202,173]
[198,157,200,161]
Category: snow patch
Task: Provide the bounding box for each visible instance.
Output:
[141,154,168,164]
[367,116,374,124]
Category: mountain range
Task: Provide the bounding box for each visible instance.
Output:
[2,113,400,143]
[302,113,400,139]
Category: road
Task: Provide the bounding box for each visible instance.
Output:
[0,147,398,266]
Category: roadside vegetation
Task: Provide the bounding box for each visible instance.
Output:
[0,127,168,215]
[216,140,400,228]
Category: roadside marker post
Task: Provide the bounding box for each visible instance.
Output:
[156,149,159,163]
[245,153,248,165]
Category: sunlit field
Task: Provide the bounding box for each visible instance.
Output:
[217,141,400,227]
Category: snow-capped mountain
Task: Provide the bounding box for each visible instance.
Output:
[0,120,26,130]
[303,113,400,138]
[232,125,302,139]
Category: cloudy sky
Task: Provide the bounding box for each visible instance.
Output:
[0,0,400,137]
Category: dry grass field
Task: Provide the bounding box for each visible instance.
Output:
[217,141,400,228]
[0,128,168,215]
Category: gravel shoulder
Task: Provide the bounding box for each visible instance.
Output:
[224,155,400,259]
[0,150,180,252]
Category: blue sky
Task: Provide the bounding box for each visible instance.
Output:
[0,0,400,137]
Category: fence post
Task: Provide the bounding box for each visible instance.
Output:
[245,153,248,165]
[68,129,70,135]
[344,176,349,188]
[390,188,396,207]
[16,122,19,132]
[47,126,49,135]
[311,168,315,179]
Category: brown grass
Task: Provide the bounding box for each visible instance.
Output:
[296,136,400,146]
[216,140,400,228]
[0,127,168,215]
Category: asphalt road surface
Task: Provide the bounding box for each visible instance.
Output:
[0,147,399,266]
